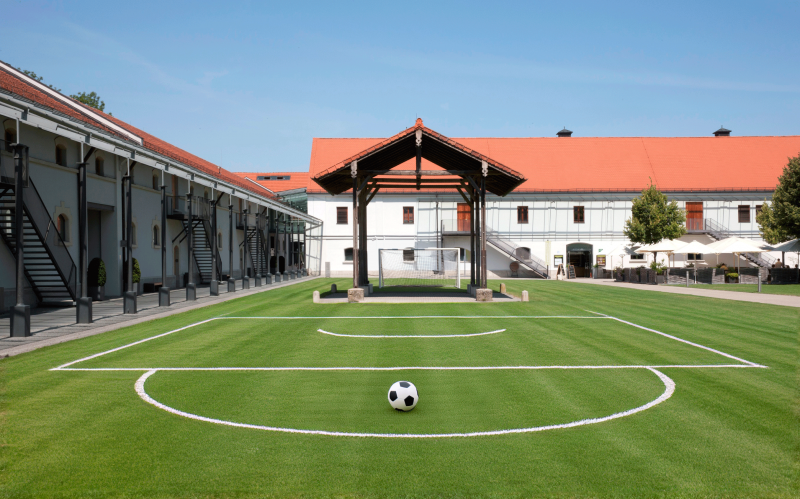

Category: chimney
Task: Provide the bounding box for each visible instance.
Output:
[557,127,573,138]
[713,126,731,137]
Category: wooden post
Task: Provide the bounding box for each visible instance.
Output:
[480,175,487,289]
[159,181,170,305]
[359,187,368,286]
[470,187,476,286]
[352,173,359,289]
[76,161,92,323]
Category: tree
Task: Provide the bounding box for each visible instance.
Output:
[624,182,687,261]
[17,68,61,92]
[70,91,106,113]
[757,154,800,243]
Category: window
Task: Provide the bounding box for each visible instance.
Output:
[573,206,585,223]
[257,175,290,181]
[738,205,750,223]
[152,172,160,190]
[55,144,67,167]
[344,247,353,262]
[403,207,414,224]
[153,225,160,247]
[57,214,68,242]
[403,249,415,262]
[630,253,645,261]
[515,247,531,260]
[688,253,703,261]
[337,207,348,225]
[95,156,105,177]
[460,247,467,262]
[517,206,529,224]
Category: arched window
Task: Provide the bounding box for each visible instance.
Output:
[515,247,531,260]
[344,247,353,262]
[95,156,105,177]
[153,225,160,247]
[57,214,68,242]
[55,144,67,167]
[204,189,211,200]
[152,171,160,190]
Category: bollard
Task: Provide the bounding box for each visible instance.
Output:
[312,290,320,303]
[686,271,689,288]
[500,283,506,294]
[521,290,529,302]
[331,283,338,293]
[758,278,762,293]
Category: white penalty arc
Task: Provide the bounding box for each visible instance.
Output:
[316,328,506,338]
[134,367,676,438]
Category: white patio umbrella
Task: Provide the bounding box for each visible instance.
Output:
[705,236,768,274]
[770,238,800,267]
[671,240,714,268]
[635,239,687,267]
[607,244,640,269]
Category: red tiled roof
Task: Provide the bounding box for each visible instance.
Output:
[308,135,800,193]
[232,172,310,193]
[0,66,281,202]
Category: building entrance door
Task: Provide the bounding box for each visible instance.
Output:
[457,203,471,232]
[566,242,593,278]
[686,202,703,231]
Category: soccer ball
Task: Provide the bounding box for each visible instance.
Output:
[388,381,418,411]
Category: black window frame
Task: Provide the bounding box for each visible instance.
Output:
[738,205,750,224]
[337,207,348,225]
[517,206,529,224]
[344,247,353,262]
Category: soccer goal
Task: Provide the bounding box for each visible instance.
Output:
[378,248,461,288]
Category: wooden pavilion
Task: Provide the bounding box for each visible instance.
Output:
[312,119,527,292]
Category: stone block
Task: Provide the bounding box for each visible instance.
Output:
[124,291,137,314]
[348,288,364,303]
[159,286,171,305]
[499,283,506,294]
[76,296,92,324]
[312,290,320,303]
[476,288,493,302]
[11,304,30,337]
[331,283,337,293]
[186,283,197,300]
[265,274,273,285]
[227,279,236,292]
[522,290,529,302]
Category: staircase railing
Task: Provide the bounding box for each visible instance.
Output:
[704,217,776,268]
[201,218,223,278]
[485,225,549,278]
[166,196,210,220]
[23,177,78,299]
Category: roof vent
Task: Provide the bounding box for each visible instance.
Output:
[713,126,731,137]
[557,127,573,138]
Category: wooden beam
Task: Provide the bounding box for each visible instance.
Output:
[366,186,380,205]
[372,184,465,190]
[371,178,464,183]
[370,170,490,176]
[456,187,471,204]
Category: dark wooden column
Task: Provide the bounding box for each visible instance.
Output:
[358,187,368,286]
[10,144,30,337]
[210,197,219,295]
[186,191,196,300]
[123,173,136,313]
[76,161,92,323]
[159,182,170,305]
[470,187,476,286]
[480,176,487,289]
[351,162,359,289]
[227,199,235,292]
[242,206,249,289]
[265,208,271,277]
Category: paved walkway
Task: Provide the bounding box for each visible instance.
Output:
[0,276,318,357]
[564,278,800,308]
[318,290,518,304]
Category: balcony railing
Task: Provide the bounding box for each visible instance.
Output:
[166,196,210,220]
[441,219,472,233]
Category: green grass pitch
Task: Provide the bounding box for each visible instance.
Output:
[1,278,797,497]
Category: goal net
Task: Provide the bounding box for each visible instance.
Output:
[378,248,461,288]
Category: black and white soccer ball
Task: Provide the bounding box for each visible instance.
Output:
[388,381,418,411]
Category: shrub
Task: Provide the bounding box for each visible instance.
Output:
[88,258,106,286]
[650,261,667,275]
[726,272,739,279]
[132,258,141,284]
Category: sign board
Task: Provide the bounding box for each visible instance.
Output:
[596,255,606,267]
[568,265,577,279]
[554,255,563,266]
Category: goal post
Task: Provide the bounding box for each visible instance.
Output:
[378,248,461,289]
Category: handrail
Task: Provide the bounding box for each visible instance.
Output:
[484,224,549,278]
[704,218,775,268]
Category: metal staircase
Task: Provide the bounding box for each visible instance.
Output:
[484,225,549,278]
[702,218,775,268]
[171,196,222,284]
[0,177,78,305]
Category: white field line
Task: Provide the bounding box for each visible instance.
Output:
[586,311,766,368]
[134,367,676,438]
[51,318,219,371]
[57,364,765,372]
[317,328,506,338]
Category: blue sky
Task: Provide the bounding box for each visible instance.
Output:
[1,1,798,172]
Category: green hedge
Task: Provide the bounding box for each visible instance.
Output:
[88,258,106,286]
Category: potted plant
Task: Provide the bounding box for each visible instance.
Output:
[726,272,739,284]
[650,261,667,284]
[614,267,624,281]
[133,258,143,295]
[593,263,604,279]
[88,258,106,301]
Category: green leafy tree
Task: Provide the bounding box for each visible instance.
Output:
[69,91,106,113]
[757,154,800,243]
[624,182,687,261]
[17,68,61,92]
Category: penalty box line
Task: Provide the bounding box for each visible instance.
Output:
[50,316,605,371]
[586,311,766,368]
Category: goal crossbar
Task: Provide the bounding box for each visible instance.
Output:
[378,248,461,289]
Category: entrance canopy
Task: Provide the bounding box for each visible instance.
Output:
[312,119,526,196]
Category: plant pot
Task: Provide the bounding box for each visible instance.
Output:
[88,285,105,301]
[656,275,665,284]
